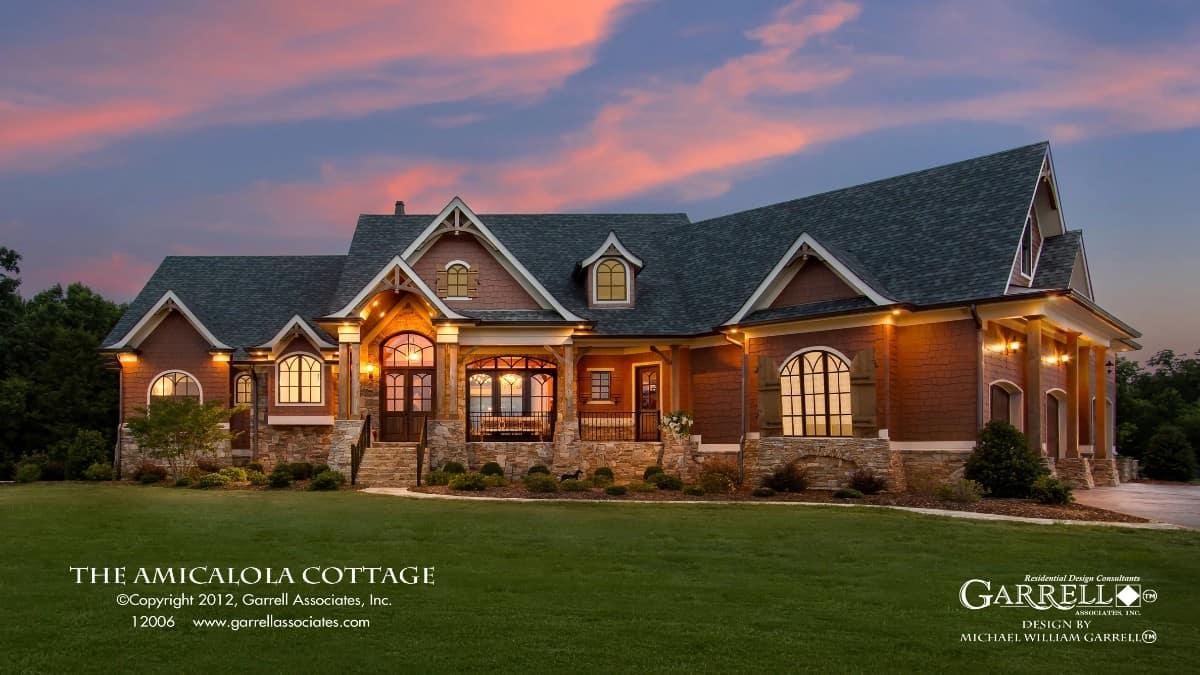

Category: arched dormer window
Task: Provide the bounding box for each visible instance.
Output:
[437,260,477,299]
[149,371,202,404]
[277,353,323,405]
[594,258,628,303]
[780,349,852,437]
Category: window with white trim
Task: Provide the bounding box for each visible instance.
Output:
[780,350,852,437]
[277,354,323,404]
[149,371,201,403]
[594,259,628,302]
[234,374,252,405]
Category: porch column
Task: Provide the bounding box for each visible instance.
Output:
[337,323,361,420]
[1024,317,1043,454]
[1064,333,1080,458]
[1093,345,1110,459]
[435,326,460,421]
[560,342,577,421]
[349,343,361,418]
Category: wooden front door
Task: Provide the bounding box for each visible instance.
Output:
[379,333,435,442]
[635,364,660,441]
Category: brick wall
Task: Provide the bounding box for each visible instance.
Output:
[769,260,861,308]
[410,233,540,309]
[120,312,228,417]
[892,320,978,441]
[266,336,336,417]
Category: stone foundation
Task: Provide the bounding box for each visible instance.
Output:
[744,437,895,490]
[1055,458,1095,489]
[1116,457,1139,482]
[117,427,233,478]
[256,425,335,472]
[326,420,365,475]
[894,450,969,494]
[1090,457,1120,487]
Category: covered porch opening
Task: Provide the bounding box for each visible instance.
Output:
[466,356,556,442]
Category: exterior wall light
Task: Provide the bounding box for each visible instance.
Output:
[210,351,231,363]
[1042,353,1070,366]
[117,351,138,364]
[362,363,376,380]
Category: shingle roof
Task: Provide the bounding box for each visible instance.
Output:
[1033,230,1082,290]
[742,297,878,325]
[107,142,1055,346]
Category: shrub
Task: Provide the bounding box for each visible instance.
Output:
[561,478,591,492]
[1142,425,1197,481]
[246,462,265,473]
[683,485,704,496]
[482,475,508,488]
[310,470,346,491]
[848,468,887,495]
[526,464,550,476]
[592,467,614,480]
[963,421,1046,498]
[134,463,167,484]
[762,461,808,493]
[448,472,487,491]
[50,429,109,480]
[196,472,230,488]
[834,488,864,499]
[219,466,247,482]
[268,467,292,488]
[36,458,66,481]
[313,463,331,476]
[288,462,315,481]
[195,457,222,474]
[83,462,113,481]
[937,479,986,503]
[605,485,628,496]
[643,465,664,480]
[699,459,739,495]
[15,462,41,483]
[752,486,776,498]
[480,461,504,476]
[628,481,657,493]
[1031,476,1074,505]
[246,470,268,486]
[523,473,558,493]
[424,470,451,486]
[590,473,614,487]
[442,461,466,474]
[652,474,683,490]
[174,476,192,487]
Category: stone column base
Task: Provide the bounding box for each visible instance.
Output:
[1090,458,1120,487]
[1055,458,1095,490]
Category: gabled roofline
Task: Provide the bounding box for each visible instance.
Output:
[401,197,585,322]
[327,254,467,320]
[1073,231,1096,299]
[723,232,895,326]
[105,290,231,350]
[256,315,337,351]
[580,231,645,269]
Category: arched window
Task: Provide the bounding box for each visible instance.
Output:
[989,381,1023,429]
[595,259,628,302]
[382,333,434,367]
[780,350,852,437]
[277,353,323,404]
[446,263,470,297]
[234,374,253,405]
[149,371,201,404]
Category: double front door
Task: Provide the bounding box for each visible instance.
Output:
[379,333,436,442]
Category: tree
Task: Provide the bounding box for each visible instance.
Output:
[125,399,245,480]
[1141,425,1197,482]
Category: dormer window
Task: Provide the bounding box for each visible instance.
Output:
[1020,217,1033,277]
[595,259,628,302]
[582,231,643,308]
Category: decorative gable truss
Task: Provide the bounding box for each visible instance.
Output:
[327,255,467,320]
[402,197,584,321]
[725,233,895,326]
[105,290,231,350]
[1005,147,1092,295]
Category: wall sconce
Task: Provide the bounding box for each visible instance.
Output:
[987,340,1023,354]
[1042,353,1070,366]
[210,351,231,363]
[117,351,138,364]
[362,362,377,381]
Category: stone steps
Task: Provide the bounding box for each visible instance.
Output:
[355,443,419,486]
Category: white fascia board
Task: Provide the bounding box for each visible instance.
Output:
[107,290,231,350]
[402,197,584,322]
[256,315,337,350]
[580,231,644,268]
[724,232,894,326]
[1074,234,1096,299]
[329,255,466,320]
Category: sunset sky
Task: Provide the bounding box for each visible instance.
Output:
[1,0,1197,357]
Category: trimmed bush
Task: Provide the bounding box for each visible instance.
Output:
[134,463,167,484]
[590,473,614,487]
[246,470,268,486]
[196,472,230,488]
[480,461,504,476]
[683,485,704,496]
[219,466,247,482]
[652,474,683,490]
[174,476,192,487]
[83,462,113,481]
[442,461,466,475]
[268,467,292,488]
[560,478,591,492]
[424,470,451,486]
[1142,425,1197,481]
[937,479,985,503]
[195,457,222,474]
[834,487,864,499]
[628,481,657,493]
[448,472,487,491]
[313,463,331,476]
[288,462,315,481]
[848,468,887,495]
[246,462,265,473]
[482,475,508,488]
[526,464,550,476]
[592,467,614,480]
[1031,476,1074,505]
[310,470,346,491]
[523,473,558,493]
[643,465,664,480]
[963,421,1046,498]
[752,486,776,498]
[15,462,41,483]
[699,459,739,495]
[762,461,808,493]
[605,485,628,496]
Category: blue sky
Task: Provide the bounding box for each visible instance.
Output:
[1,0,1197,356]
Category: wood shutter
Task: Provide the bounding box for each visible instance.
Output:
[466,270,479,297]
[435,270,448,297]
[756,356,782,437]
[849,348,877,437]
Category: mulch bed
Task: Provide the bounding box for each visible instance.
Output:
[406,485,1148,523]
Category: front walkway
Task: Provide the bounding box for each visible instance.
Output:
[361,487,1183,530]
[1074,482,1200,529]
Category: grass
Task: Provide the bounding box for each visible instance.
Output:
[1,484,1197,673]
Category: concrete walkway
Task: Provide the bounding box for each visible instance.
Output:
[362,487,1185,530]
[1074,482,1200,529]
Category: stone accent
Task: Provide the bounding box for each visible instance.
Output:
[576,441,664,481]
[1091,457,1120,487]
[1055,457,1095,490]
[425,419,465,468]
[257,425,334,472]
[326,419,364,474]
[356,442,418,485]
[118,427,233,478]
[744,437,894,490]
[1116,457,1139,482]
[464,442,554,480]
[891,450,969,494]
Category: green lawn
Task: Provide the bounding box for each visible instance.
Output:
[1,484,1197,673]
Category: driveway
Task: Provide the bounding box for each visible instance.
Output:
[1074,482,1200,529]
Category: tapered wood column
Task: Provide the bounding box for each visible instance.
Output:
[1093,345,1109,459]
[1024,317,1043,453]
[349,343,361,418]
[1064,333,1080,458]
[336,323,361,420]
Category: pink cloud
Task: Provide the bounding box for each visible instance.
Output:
[29,253,156,300]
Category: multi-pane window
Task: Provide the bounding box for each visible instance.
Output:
[780,350,852,437]
[446,263,469,297]
[234,374,252,405]
[595,259,627,302]
[383,333,434,367]
[149,371,201,403]
[277,354,323,404]
[469,374,493,414]
[531,374,554,414]
[590,371,612,401]
[465,357,557,441]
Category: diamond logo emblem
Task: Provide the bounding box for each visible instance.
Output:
[1116,585,1141,607]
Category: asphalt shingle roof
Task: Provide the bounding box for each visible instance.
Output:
[1032,230,1083,290]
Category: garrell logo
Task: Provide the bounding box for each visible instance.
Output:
[959,577,1157,611]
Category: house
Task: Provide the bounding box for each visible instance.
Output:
[101,142,1140,490]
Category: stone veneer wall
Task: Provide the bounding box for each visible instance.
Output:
[894,450,970,493]
[743,437,895,490]
[118,428,233,478]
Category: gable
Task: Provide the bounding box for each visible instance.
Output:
[769,259,863,309]
[409,233,540,310]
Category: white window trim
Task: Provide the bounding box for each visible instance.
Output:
[256,315,337,353]
[777,345,853,375]
[989,379,1024,431]
[580,231,644,268]
[146,369,204,406]
[234,373,253,406]
[591,257,632,305]
[276,353,325,407]
[268,415,334,426]
[444,259,472,301]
